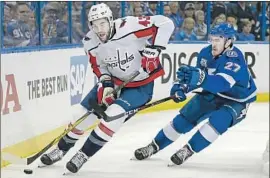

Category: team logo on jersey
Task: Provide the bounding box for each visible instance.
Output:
[200,58,207,67]
[226,50,238,58]
[120,18,127,28]
[70,55,88,105]
[105,49,134,72]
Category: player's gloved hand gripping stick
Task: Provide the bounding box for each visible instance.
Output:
[2,69,142,166]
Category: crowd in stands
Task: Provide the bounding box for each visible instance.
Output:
[2,1,269,48]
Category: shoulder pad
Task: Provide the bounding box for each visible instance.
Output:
[226,50,238,58]
[82,31,100,52]
[200,45,211,54]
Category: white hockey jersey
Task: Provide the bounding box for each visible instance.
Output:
[83,15,174,87]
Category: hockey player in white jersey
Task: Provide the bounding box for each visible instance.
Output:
[39,3,174,173]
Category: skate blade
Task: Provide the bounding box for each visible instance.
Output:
[63,170,71,176]
[63,172,69,176]
[167,161,177,167]
[37,163,47,168]
[167,163,176,167]
[63,168,75,176]
[130,156,148,161]
[130,156,138,161]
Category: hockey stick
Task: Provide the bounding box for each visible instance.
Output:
[2,111,93,165]
[2,69,142,165]
[92,96,174,122]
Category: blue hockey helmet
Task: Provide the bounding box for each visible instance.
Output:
[210,23,236,39]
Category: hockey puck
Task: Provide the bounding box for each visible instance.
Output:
[23,169,33,174]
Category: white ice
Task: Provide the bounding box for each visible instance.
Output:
[2,103,269,178]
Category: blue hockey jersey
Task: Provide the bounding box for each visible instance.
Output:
[196,45,257,103]
[6,20,32,46]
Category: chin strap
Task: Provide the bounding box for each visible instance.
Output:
[108,20,116,40]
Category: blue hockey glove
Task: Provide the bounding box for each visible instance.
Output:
[170,83,187,103]
[177,65,206,86]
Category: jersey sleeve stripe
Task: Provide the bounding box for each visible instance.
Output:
[216,73,236,87]
[89,52,102,78]
[152,26,158,44]
[134,26,158,43]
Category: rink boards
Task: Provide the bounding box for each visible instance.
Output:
[1,43,269,167]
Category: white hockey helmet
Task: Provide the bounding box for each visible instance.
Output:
[88,3,114,40]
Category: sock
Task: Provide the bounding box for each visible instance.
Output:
[154,130,173,150]
[188,131,211,152]
[81,130,108,157]
[58,134,78,152]
[154,120,182,150]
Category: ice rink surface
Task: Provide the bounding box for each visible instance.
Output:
[2,103,269,178]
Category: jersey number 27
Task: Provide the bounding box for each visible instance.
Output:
[224,62,241,72]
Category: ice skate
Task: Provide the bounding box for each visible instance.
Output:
[169,144,194,166]
[66,150,89,173]
[40,147,66,166]
[134,140,159,160]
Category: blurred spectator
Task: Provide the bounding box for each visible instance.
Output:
[3,4,14,47]
[72,11,84,43]
[4,4,12,24]
[28,12,36,36]
[105,2,121,19]
[194,10,207,40]
[163,4,171,17]
[71,2,84,43]
[41,2,68,45]
[229,2,256,32]
[72,1,82,13]
[5,3,34,47]
[226,14,238,31]
[5,2,18,21]
[3,5,11,36]
[211,16,226,28]
[127,2,147,16]
[146,1,158,16]
[237,20,255,41]
[254,4,269,40]
[194,1,205,11]
[134,6,143,17]
[174,17,197,41]
[2,1,270,49]
[55,6,69,44]
[218,13,226,22]
[169,2,183,30]
[184,3,195,18]
[211,2,227,20]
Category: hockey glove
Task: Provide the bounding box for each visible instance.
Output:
[97,75,115,107]
[141,45,161,73]
[177,65,206,87]
[170,83,187,103]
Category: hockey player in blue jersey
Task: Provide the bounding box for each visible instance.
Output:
[134,23,257,166]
